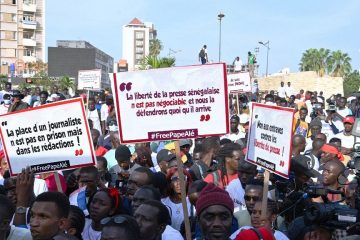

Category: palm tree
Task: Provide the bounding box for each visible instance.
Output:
[299,48,331,76]
[139,56,176,70]
[59,75,75,90]
[149,39,163,57]
[328,50,352,77]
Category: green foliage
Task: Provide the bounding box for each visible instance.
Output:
[59,75,75,90]
[149,39,163,57]
[139,55,176,70]
[343,70,360,97]
[299,48,352,77]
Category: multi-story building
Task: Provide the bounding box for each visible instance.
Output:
[48,40,114,89]
[122,18,157,71]
[0,0,45,77]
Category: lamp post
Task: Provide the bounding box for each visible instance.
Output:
[218,12,225,62]
[258,41,270,76]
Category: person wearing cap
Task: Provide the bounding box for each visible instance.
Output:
[196,183,234,240]
[156,149,176,175]
[8,90,29,113]
[334,116,359,155]
[179,139,193,166]
[304,118,322,152]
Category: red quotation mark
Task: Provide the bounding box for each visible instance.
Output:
[200,114,211,121]
[119,82,132,92]
[75,149,84,156]
[279,160,285,167]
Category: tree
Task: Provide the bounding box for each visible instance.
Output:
[149,39,163,57]
[59,75,75,91]
[139,55,176,70]
[299,48,331,76]
[343,70,360,97]
[328,50,352,77]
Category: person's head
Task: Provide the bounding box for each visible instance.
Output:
[280,81,284,87]
[216,143,243,185]
[134,146,153,168]
[131,186,161,213]
[0,195,15,234]
[115,145,132,169]
[30,192,70,240]
[4,82,11,92]
[315,133,327,142]
[0,151,8,176]
[105,95,114,106]
[52,85,58,94]
[166,167,192,196]
[236,56,239,61]
[311,138,325,158]
[126,167,154,200]
[66,205,85,240]
[97,156,108,171]
[244,180,264,214]
[310,119,322,138]
[78,166,100,195]
[248,51,251,56]
[292,134,306,155]
[188,180,208,206]
[338,97,347,109]
[3,177,17,205]
[88,97,96,111]
[343,116,355,133]
[196,183,234,240]
[329,137,341,150]
[39,91,48,104]
[321,160,345,187]
[89,188,120,223]
[101,215,140,240]
[134,200,170,240]
[193,145,203,161]
[300,89,304,94]
[2,94,10,105]
[279,98,288,107]
[287,82,291,87]
[229,115,239,133]
[299,107,308,121]
[179,139,192,154]
[238,159,258,188]
[320,144,343,163]
[310,96,317,105]
[91,128,101,147]
[264,94,274,103]
[289,95,296,104]
[203,45,207,49]
[251,200,278,229]
[156,149,176,174]
[201,136,220,160]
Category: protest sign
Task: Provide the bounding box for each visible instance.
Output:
[110,63,229,143]
[246,103,294,178]
[0,98,96,176]
[227,72,251,93]
[78,69,101,90]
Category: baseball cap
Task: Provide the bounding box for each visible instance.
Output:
[179,139,191,147]
[343,116,355,124]
[156,149,176,164]
[290,155,320,178]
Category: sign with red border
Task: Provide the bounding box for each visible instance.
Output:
[110,63,229,143]
[246,103,294,178]
[0,98,96,176]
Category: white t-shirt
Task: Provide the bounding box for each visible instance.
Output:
[285,86,294,97]
[277,87,286,98]
[82,219,101,240]
[335,132,358,149]
[7,225,32,240]
[0,104,10,115]
[162,225,184,240]
[161,197,191,231]
[100,104,109,122]
[225,179,246,212]
[87,109,102,134]
[234,59,243,71]
[333,108,352,132]
[221,131,245,143]
[230,226,289,240]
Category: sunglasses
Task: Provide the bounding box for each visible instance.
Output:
[244,195,260,201]
[101,215,128,226]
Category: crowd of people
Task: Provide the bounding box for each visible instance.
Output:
[0,79,359,240]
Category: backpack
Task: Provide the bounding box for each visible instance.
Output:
[199,49,205,58]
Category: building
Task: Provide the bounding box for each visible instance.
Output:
[0,0,45,77]
[122,18,157,71]
[48,40,114,89]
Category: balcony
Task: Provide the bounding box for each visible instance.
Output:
[23,38,36,46]
[23,55,36,62]
[23,3,36,12]
[22,20,37,29]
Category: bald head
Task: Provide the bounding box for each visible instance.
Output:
[312,138,325,151]
[315,133,327,143]
[292,134,306,155]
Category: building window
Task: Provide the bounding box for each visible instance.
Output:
[24,48,34,56]
[23,0,35,4]
[23,14,35,22]
[23,31,34,39]
[135,31,144,39]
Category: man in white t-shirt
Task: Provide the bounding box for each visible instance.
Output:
[285,81,294,98]
[335,116,358,155]
[277,81,286,98]
[87,97,102,135]
[331,97,352,132]
[221,115,245,142]
[233,56,243,72]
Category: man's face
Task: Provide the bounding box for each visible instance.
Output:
[344,122,353,133]
[0,158,9,173]
[299,109,308,121]
[311,126,322,138]
[13,96,21,103]
[30,201,65,240]
[88,100,96,111]
[101,226,131,240]
[227,150,242,172]
[193,152,202,161]
[4,178,17,205]
[78,172,98,194]
[52,86,58,93]
[180,144,191,154]
[134,204,161,240]
[280,82,284,87]
[287,82,291,87]
[126,172,150,200]
[320,152,336,163]
[322,162,340,186]
[40,94,47,104]
[251,202,272,229]
[244,186,262,213]
[338,98,346,108]
[230,119,239,133]
[89,191,114,222]
[198,205,232,240]
[5,84,11,92]
[132,189,155,213]
[238,167,257,187]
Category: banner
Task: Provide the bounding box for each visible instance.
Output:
[78,69,101,90]
[227,72,251,93]
[246,103,294,178]
[0,98,96,176]
[110,63,229,143]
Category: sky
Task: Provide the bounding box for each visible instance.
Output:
[46,0,360,76]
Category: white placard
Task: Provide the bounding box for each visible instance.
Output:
[246,103,294,178]
[110,64,229,143]
[227,72,251,93]
[0,98,96,176]
[78,69,101,90]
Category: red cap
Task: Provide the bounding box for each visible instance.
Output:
[235,227,275,240]
[343,116,355,124]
